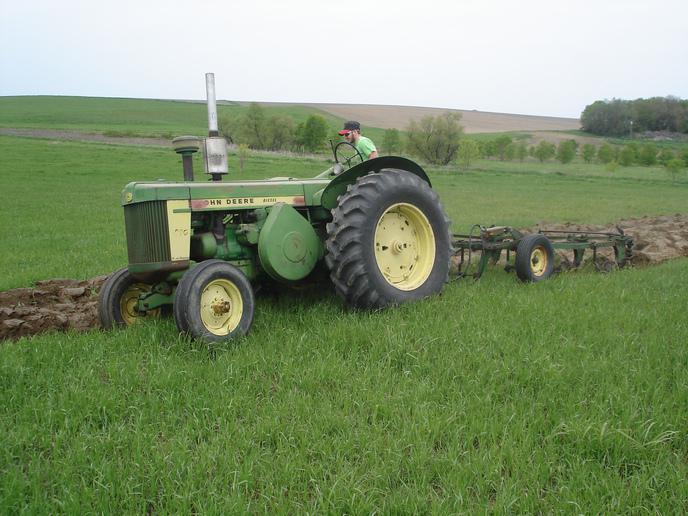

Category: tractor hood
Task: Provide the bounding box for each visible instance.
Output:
[121,178,331,208]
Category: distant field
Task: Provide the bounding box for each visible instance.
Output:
[0,96,579,139]
[295,102,580,134]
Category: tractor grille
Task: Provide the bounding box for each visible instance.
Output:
[124,201,171,264]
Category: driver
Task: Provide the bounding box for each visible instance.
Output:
[338,121,378,160]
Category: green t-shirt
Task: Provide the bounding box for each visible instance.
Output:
[355,136,377,160]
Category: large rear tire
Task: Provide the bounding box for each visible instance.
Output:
[325,169,451,309]
[173,260,255,343]
[98,267,161,329]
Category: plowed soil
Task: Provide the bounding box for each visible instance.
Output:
[2,216,687,342]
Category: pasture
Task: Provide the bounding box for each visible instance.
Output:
[1,124,687,511]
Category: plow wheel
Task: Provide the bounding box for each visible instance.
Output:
[98,267,162,328]
[174,260,255,343]
[515,234,554,282]
[325,169,451,309]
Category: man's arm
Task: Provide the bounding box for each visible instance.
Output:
[368,150,378,159]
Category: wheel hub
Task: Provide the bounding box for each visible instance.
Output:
[530,247,548,276]
[200,279,243,336]
[374,203,436,291]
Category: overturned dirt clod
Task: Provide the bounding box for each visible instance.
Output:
[2,215,687,342]
[1,276,106,341]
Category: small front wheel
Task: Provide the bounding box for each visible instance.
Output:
[98,267,162,328]
[173,260,255,343]
[515,234,554,282]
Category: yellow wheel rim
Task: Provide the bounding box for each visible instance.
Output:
[120,283,161,325]
[374,203,436,291]
[200,279,243,336]
[530,246,548,276]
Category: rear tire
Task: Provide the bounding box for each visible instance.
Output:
[98,267,161,328]
[515,234,554,282]
[173,260,255,343]
[325,169,451,309]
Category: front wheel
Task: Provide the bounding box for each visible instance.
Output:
[325,169,451,309]
[173,260,255,343]
[98,267,162,328]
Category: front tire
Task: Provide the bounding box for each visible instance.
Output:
[325,169,451,309]
[98,267,161,328]
[173,260,255,343]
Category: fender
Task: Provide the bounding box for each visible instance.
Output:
[320,156,431,210]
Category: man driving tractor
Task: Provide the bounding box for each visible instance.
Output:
[339,121,378,160]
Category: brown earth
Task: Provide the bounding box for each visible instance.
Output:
[0,128,169,147]
[297,103,581,134]
[1,216,686,343]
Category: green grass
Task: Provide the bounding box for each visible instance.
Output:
[0,96,389,143]
[1,134,687,512]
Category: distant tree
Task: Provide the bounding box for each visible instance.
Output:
[638,143,658,166]
[556,140,577,164]
[218,114,237,144]
[657,149,675,166]
[597,143,614,164]
[533,140,556,162]
[242,102,268,149]
[481,139,497,159]
[264,115,295,151]
[665,158,685,182]
[494,135,513,161]
[381,128,402,155]
[515,142,528,162]
[618,145,636,166]
[406,112,464,165]
[237,144,250,173]
[457,139,481,168]
[295,115,329,153]
[581,96,688,136]
[581,143,596,163]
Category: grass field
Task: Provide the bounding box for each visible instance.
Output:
[1,133,687,512]
[0,96,390,144]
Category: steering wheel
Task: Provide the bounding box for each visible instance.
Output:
[334,141,364,169]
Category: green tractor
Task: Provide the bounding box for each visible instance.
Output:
[98,74,451,342]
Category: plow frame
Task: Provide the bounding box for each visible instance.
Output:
[452,225,634,279]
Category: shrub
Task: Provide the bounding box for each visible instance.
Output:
[457,139,481,168]
[638,144,658,166]
[381,128,402,155]
[406,112,464,165]
[556,140,577,164]
[597,143,614,164]
[581,143,596,163]
[618,145,636,166]
[533,140,556,162]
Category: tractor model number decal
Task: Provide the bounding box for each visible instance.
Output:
[191,196,305,210]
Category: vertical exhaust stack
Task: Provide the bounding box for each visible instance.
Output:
[206,72,219,137]
[203,72,228,181]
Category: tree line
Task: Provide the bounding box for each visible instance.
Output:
[219,103,332,153]
[218,104,686,175]
[581,97,688,137]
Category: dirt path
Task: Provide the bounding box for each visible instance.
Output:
[0,128,169,147]
[1,215,687,342]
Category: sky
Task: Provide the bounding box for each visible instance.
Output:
[1,0,686,119]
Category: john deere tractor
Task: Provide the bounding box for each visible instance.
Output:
[98,74,451,342]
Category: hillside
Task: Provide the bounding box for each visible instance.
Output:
[271,102,580,134]
[0,96,579,136]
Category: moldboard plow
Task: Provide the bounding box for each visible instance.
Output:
[452,226,634,281]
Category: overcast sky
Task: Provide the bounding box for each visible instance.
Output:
[1,0,686,118]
